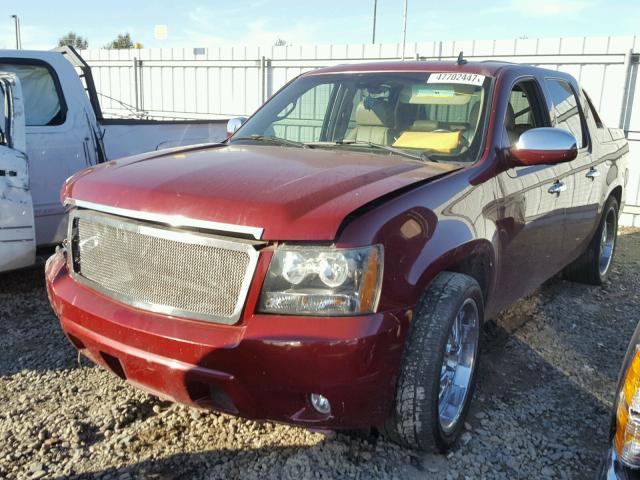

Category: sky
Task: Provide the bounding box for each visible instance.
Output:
[0,0,637,50]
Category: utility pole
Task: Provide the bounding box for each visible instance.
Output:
[401,0,408,60]
[372,0,377,44]
[10,15,21,50]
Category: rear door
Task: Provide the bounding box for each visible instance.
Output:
[542,78,599,262]
[0,72,35,272]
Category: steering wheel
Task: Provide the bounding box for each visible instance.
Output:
[432,128,452,133]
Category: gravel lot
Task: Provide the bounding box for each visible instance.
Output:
[1,229,639,480]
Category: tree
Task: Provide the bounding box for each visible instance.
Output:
[58,32,88,50]
[104,33,139,49]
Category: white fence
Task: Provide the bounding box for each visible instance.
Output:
[78,36,640,226]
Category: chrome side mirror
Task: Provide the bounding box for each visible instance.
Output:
[226,116,248,137]
[510,127,578,166]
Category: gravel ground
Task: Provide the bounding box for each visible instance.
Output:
[1,229,639,480]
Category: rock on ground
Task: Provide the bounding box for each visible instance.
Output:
[1,229,639,479]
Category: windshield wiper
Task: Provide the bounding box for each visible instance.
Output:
[232,134,309,149]
[306,140,437,162]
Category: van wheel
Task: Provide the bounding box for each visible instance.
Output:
[382,272,483,452]
[564,196,618,285]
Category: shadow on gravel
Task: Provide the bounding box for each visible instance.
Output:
[0,264,78,376]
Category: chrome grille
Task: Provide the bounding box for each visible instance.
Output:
[70,210,260,324]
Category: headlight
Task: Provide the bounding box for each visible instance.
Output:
[258,245,383,315]
[616,345,640,467]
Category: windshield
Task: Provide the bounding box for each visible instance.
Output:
[230,71,492,163]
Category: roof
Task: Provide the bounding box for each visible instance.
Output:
[304,60,529,78]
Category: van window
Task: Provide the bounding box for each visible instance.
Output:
[0,63,65,126]
[544,79,587,148]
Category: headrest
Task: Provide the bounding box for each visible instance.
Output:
[505,103,515,130]
[355,101,392,126]
[410,120,440,131]
[469,102,480,128]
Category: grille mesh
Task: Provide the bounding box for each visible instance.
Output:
[74,216,253,322]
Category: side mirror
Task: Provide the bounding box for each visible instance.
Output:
[226,116,248,138]
[509,127,578,166]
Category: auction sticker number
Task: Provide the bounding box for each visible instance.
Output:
[427,73,485,86]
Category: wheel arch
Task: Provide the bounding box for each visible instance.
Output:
[415,238,496,306]
[609,185,623,212]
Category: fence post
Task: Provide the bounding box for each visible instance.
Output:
[260,56,266,104]
[133,57,139,113]
[619,49,633,131]
[138,59,144,114]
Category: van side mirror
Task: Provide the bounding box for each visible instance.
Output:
[226,116,248,138]
[509,127,577,166]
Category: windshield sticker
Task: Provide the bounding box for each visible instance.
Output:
[427,73,485,86]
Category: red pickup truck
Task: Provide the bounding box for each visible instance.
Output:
[46,60,629,452]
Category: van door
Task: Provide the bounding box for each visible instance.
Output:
[0,73,35,272]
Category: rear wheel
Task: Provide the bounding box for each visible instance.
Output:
[382,272,483,452]
[564,196,618,285]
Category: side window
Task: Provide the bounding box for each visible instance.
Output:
[0,81,8,145]
[505,81,544,146]
[0,63,65,127]
[271,83,333,143]
[544,79,587,148]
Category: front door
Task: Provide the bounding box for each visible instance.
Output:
[493,79,572,309]
[0,73,35,272]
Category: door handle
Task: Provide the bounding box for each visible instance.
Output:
[548,181,567,195]
[586,167,600,180]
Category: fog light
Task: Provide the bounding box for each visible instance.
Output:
[310,393,331,414]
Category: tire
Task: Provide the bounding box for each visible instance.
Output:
[564,196,619,286]
[381,272,483,452]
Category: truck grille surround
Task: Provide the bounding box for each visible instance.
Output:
[68,210,260,324]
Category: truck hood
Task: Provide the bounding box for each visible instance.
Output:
[64,144,458,240]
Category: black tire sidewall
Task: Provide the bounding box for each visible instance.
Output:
[386,272,484,452]
[429,281,484,448]
[596,197,619,283]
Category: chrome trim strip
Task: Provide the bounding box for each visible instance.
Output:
[68,209,261,325]
[65,198,264,240]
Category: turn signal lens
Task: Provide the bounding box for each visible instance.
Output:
[615,347,640,467]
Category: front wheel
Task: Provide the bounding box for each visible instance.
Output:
[382,272,483,452]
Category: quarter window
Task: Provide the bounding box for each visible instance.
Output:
[544,79,587,148]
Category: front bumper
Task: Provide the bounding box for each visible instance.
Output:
[598,447,640,480]
[45,250,410,428]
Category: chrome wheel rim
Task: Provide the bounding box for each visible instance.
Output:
[439,298,479,434]
[599,207,617,276]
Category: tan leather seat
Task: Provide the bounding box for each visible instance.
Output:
[505,103,519,145]
[345,101,394,144]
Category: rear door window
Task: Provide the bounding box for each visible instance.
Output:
[0,63,65,126]
[544,79,587,148]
